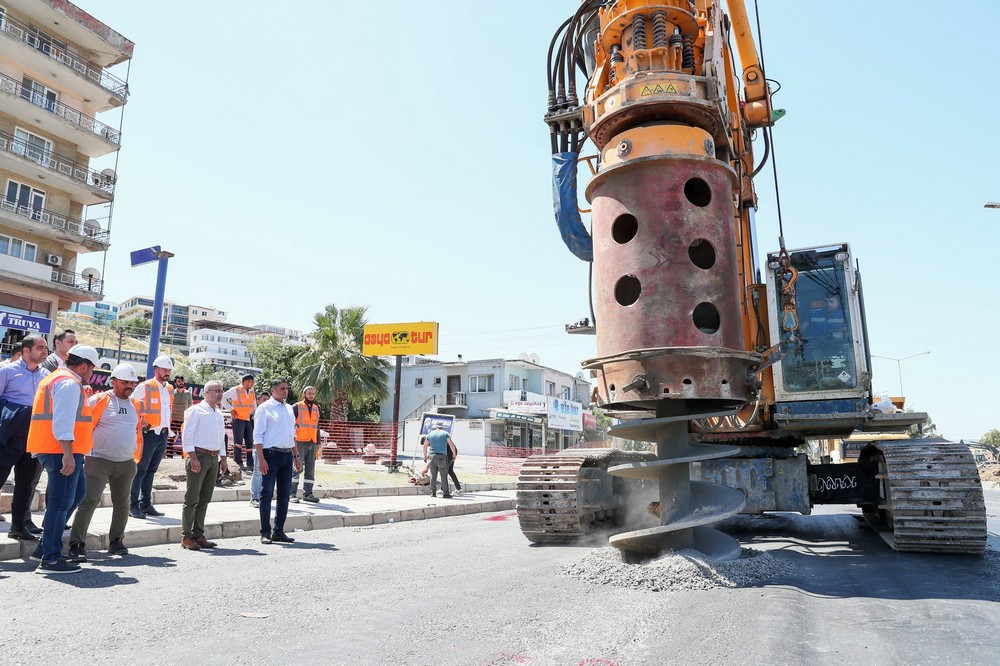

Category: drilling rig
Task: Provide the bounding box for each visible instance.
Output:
[516,0,986,559]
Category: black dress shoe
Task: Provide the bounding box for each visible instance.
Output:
[142,505,164,517]
[8,529,38,542]
[270,531,295,543]
[260,535,272,544]
[129,507,146,519]
[25,522,42,535]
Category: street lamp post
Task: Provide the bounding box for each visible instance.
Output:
[871,351,930,397]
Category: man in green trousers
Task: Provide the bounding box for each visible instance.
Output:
[180,379,228,550]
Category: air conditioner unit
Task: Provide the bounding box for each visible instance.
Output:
[46,254,63,267]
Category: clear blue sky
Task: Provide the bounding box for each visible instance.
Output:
[74,1,1000,442]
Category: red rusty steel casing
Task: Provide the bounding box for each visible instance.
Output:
[583,149,759,411]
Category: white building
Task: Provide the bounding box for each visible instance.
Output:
[187,319,259,375]
[380,356,593,456]
[252,323,306,346]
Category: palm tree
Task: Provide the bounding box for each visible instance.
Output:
[293,304,390,421]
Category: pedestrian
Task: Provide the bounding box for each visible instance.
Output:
[26,344,99,574]
[0,347,21,368]
[129,355,174,519]
[253,379,301,544]
[248,391,269,508]
[170,375,192,435]
[422,424,457,498]
[0,335,49,540]
[223,375,255,471]
[290,386,320,503]
[447,440,463,494]
[67,364,143,560]
[40,329,76,371]
[180,380,228,550]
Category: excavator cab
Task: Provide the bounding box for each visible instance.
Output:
[765,243,873,435]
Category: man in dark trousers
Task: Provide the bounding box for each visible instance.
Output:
[253,379,302,544]
[290,386,321,503]
[422,424,457,498]
[0,335,49,539]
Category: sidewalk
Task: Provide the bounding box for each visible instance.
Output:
[0,482,516,561]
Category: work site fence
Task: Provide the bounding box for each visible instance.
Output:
[166,418,401,464]
[486,442,614,476]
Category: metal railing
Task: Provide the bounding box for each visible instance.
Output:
[0,129,114,195]
[0,72,121,144]
[0,197,109,245]
[50,267,103,294]
[445,392,467,406]
[0,13,128,100]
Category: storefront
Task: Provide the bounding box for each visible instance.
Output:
[0,293,53,358]
[488,409,544,449]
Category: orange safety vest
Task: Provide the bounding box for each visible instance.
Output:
[230,386,256,421]
[26,369,94,455]
[137,378,173,428]
[90,391,144,462]
[294,401,319,443]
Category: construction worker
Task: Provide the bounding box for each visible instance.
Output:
[67,364,143,561]
[290,386,321,503]
[223,374,255,471]
[129,355,174,519]
[26,344,99,574]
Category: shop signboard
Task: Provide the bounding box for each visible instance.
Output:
[547,396,583,432]
[363,322,439,356]
[0,310,51,335]
[419,412,455,435]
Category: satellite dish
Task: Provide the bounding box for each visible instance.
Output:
[81,268,101,280]
[575,371,586,380]
[83,219,101,237]
[528,353,540,365]
[100,168,117,182]
[517,353,529,361]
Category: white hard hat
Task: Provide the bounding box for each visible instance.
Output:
[67,344,99,365]
[152,355,174,370]
[110,363,139,381]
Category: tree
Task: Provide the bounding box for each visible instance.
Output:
[120,317,151,338]
[981,429,1000,445]
[247,335,303,401]
[293,304,390,421]
[909,413,938,439]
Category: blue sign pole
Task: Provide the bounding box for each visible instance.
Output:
[131,246,174,378]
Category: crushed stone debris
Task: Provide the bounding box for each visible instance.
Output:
[562,547,794,591]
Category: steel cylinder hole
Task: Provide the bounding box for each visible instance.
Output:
[614,275,641,306]
[684,177,712,207]
[688,238,716,269]
[721,379,729,385]
[682,378,693,385]
[609,384,617,392]
[662,387,670,394]
[612,213,638,244]
[692,302,720,333]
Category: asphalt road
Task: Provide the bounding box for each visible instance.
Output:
[1,490,997,666]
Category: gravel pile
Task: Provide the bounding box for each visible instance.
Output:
[562,546,794,591]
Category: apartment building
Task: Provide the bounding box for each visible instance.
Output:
[67,297,116,322]
[187,319,260,375]
[0,0,131,357]
[118,296,227,352]
[251,323,306,346]
[380,356,593,454]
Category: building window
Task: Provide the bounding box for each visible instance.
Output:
[546,381,556,396]
[13,127,53,166]
[0,234,37,261]
[433,377,441,386]
[5,179,45,219]
[508,375,522,390]
[21,76,58,112]
[469,374,494,393]
[414,378,423,387]
[560,386,570,400]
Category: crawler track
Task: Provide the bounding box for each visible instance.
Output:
[860,440,987,554]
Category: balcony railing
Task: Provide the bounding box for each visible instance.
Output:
[0,129,115,195]
[0,198,109,246]
[444,392,467,406]
[0,72,121,145]
[0,13,128,100]
[50,267,103,294]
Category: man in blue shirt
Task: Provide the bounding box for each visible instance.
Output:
[422,424,457,498]
[0,335,49,539]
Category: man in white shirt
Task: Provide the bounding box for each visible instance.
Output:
[67,364,143,560]
[180,380,228,551]
[253,378,301,545]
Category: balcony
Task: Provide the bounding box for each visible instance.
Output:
[0,129,114,204]
[434,392,468,413]
[50,266,103,296]
[0,71,120,157]
[0,198,108,252]
[0,12,128,110]
[0,253,102,301]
